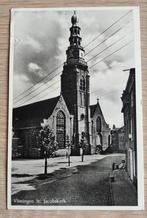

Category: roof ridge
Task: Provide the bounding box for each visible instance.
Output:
[90,104,97,107]
[13,95,60,109]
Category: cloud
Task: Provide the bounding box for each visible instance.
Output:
[12,9,135,127]
[13,11,67,86]
[25,36,43,53]
[28,62,41,72]
[13,74,31,100]
[14,72,61,108]
[90,58,134,127]
[28,62,46,81]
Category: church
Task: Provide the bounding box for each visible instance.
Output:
[12,12,111,159]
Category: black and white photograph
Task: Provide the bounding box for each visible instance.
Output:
[8,7,144,209]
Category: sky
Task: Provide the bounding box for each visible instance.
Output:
[12,8,136,128]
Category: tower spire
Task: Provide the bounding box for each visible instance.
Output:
[65,11,87,65]
[71,11,78,26]
[61,11,90,154]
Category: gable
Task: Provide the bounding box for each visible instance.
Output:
[90,101,108,126]
[52,95,71,118]
[90,102,104,118]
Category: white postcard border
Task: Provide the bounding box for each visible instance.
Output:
[7,6,144,210]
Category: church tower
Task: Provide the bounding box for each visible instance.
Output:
[61,11,91,154]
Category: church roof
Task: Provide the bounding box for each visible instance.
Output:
[13,96,60,120]
[90,101,109,128]
[90,104,97,117]
[90,100,104,118]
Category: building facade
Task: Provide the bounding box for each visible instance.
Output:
[90,99,111,154]
[118,126,125,153]
[12,12,111,159]
[111,125,125,153]
[121,68,137,186]
[13,95,73,158]
[111,125,119,153]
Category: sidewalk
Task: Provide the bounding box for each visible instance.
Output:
[12,153,126,196]
[12,154,109,176]
[111,169,137,206]
[12,154,108,195]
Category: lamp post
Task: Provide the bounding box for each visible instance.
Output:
[80,132,85,162]
[44,150,47,175]
[66,135,71,166]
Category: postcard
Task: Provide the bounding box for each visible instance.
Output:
[8,7,144,210]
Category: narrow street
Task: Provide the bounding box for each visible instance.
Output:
[11,154,137,206]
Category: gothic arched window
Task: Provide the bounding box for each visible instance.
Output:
[108,135,111,146]
[91,120,94,134]
[96,116,102,133]
[80,76,85,91]
[80,92,85,106]
[56,111,66,148]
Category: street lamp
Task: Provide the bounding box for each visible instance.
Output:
[66,135,71,166]
[80,132,85,162]
[44,150,47,175]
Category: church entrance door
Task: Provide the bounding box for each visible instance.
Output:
[56,111,66,148]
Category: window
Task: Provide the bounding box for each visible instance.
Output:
[73,37,76,45]
[108,135,111,145]
[80,76,85,91]
[96,116,102,133]
[74,28,77,34]
[56,111,66,148]
[131,91,134,107]
[81,114,85,120]
[91,121,93,134]
[80,92,85,107]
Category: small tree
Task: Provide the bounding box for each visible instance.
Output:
[38,119,58,175]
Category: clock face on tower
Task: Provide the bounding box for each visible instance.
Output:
[68,49,84,59]
[80,51,84,58]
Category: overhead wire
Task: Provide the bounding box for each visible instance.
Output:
[87,33,130,63]
[15,84,60,108]
[83,9,132,48]
[89,40,133,70]
[85,20,131,56]
[14,10,132,103]
[14,63,63,101]
[14,10,133,106]
[16,39,133,107]
[14,70,62,104]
